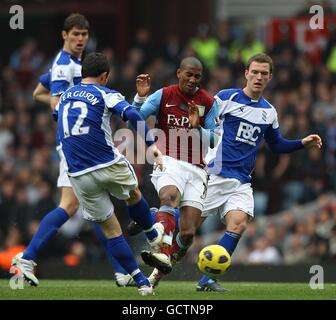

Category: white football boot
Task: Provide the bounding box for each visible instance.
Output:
[11,252,39,286]
[138,284,155,296]
[115,272,136,287]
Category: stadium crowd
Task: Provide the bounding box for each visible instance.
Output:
[1,20,336,269]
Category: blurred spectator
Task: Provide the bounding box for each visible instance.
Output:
[284,234,307,264]
[0,225,26,271]
[190,24,220,70]
[162,33,182,67]
[247,237,282,265]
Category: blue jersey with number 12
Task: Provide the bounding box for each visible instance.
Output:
[55,83,132,177]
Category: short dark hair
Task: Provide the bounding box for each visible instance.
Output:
[179,57,203,70]
[246,53,273,74]
[63,13,90,33]
[82,52,110,78]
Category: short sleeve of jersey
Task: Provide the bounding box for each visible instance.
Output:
[204,100,219,129]
[50,64,73,96]
[215,89,238,117]
[139,89,162,119]
[104,91,130,118]
[39,72,51,90]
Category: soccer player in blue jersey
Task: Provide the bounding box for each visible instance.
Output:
[54,52,163,295]
[12,15,161,289]
[12,13,90,286]
[195,53,322,291]
[31,73,156,288]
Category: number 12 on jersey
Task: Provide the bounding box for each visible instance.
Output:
[61,101,90,138]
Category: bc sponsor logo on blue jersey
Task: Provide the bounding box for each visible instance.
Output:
[236,122,261,146]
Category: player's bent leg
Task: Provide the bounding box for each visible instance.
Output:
[171,206,202,262]
[197,210,249,292]
[11,187,79,285]
[126,208,159,236]
[141,187,180,274]
[142,206,201,274]
[93,223,136,287]
[126,188,164,249]
[157,186,180,254]
[99,215,154,295]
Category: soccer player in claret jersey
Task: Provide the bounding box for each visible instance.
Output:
[195,53,322,291]
[53,52,164,295]
[132,57,219,285]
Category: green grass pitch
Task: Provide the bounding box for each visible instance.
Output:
[0,280,335,300]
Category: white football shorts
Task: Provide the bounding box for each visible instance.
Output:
[57,149,72,188]
[202,175,254,221]
[69,157,138,222]
[151,155,208,211]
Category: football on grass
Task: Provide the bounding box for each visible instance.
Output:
[197,245,231,277]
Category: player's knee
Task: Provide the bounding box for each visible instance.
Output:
[229,219,248,234]
[60,200,79,216]
[180,227,196,244]
[126,188,142,204]
[159,192,178,207]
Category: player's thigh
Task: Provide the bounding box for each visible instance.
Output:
[158,185,181,207]
[70,173,114,222]
[151,156,186,198]
[180,162,208,211]
[203,176,239,214]
[95,158,139,201]
[221,183,254,224]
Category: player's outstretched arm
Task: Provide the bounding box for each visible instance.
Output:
[128,74,152,129]
[302,134,323,149]
[123,106,163,170]
[32,83,51,105]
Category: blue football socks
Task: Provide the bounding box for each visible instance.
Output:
[127,197,157,241]
[199,231,241,285]
[93,223,128,274]
[23,207,69,261]
[106,235,149,287]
